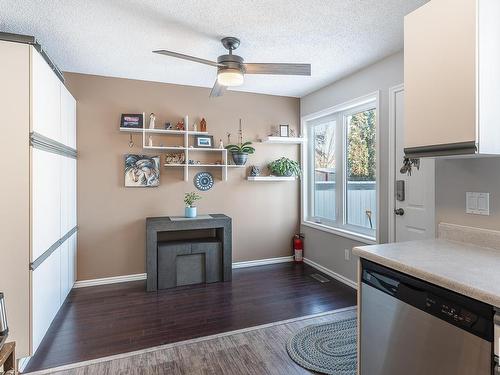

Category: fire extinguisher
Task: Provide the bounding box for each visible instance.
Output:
[293,234,304,263]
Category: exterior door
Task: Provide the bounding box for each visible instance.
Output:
[390,85,435,242]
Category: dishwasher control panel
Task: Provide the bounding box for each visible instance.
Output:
[426,296,477,328]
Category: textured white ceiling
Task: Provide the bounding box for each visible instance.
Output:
[0,0,427,97]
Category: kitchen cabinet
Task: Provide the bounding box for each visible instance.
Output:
[0,35,77,359]
[404,0,500,157]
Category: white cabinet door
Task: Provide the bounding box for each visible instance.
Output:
[31,48,61,143]
[60,241,71,301]
[60,84,76,149]
[68,233,77,287]
[32,247,61,353]
[60,157,77,235]
[32,148,61,261]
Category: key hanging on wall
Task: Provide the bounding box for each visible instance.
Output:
[400,157,420,176]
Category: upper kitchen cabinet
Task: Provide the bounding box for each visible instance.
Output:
[31,47,62,143]
[60,84,77,149]
[404,0,500,157]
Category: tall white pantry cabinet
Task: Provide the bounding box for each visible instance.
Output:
[0,38,77,359]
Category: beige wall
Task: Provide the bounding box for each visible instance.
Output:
[0,41,31,358]
[64,73,300,281]
[436,158,500,230]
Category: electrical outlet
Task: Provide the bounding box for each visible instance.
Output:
[344,249,350,261]
[466,192,490,215]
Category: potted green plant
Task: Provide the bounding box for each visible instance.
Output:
[225,141,255,165]
[184,192,201,218]
[268,157,301,177]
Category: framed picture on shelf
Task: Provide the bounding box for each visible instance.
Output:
[280,124,289,137]
[120,114,144,129]
[124,154,160,187]
[194,135,214,148]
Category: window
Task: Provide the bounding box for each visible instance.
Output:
[305,98,377,240]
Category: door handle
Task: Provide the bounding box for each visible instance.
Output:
[394,208,405,216]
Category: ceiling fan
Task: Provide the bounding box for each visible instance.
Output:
[153,37,311,97]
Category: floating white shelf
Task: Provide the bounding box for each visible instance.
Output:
[120,127,208,135]
[143,146,186,151]
[164,164,245,168]
[247,176,297,181]
[259,136,304,144]
[188,148,227,152]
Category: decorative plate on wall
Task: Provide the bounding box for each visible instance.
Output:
[193,172,214,191]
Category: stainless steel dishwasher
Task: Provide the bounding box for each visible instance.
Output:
[360,260,495,375]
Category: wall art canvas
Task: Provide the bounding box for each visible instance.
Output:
[120,113,144,129]
[124,154,160,187]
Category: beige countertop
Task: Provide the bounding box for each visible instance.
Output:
[353,238,500,308]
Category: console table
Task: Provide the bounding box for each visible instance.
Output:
[146,214,232,291]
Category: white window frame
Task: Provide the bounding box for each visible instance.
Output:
[300,92,380,244]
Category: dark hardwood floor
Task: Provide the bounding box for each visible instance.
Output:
[24,263,356,373]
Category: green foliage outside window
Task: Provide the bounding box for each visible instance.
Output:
[347,110,376,181]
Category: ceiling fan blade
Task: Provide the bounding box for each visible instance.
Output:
[153,50,222,68]
[244,63,311,76]
[209,80,227,98]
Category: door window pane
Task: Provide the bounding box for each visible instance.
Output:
[313,121,336,221]
[346,109,376,232]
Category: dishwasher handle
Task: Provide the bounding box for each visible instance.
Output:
[362,269,400,296]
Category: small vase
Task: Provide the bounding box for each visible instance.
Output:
[185,206,197,218]
[231,152,248,165]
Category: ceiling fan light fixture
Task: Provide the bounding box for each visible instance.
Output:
[217,68,244,87]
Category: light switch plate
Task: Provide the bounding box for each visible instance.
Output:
[466,192,490,215]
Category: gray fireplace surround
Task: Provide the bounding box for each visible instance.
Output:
[146,214,232,291]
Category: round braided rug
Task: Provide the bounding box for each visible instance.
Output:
[286,310,357,375]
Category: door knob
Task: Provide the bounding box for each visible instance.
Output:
[394,208,405,216]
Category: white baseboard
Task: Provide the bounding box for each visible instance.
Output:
[73,273,147,288]
[303,257,358,290]
[232,256,294,269]
[74,256,294,288]
[18,355,32,373]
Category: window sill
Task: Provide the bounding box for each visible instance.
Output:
[301,220,377,245]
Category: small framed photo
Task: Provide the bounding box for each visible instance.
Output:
[280,124,289,137]
[194,135,214,148]
[121,114,144,129]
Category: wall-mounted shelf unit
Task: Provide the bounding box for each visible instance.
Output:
[258,136,304,144]
[122,115,246,182]
[247,176,297,181]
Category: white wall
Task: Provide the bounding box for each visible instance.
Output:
[300,52,404,283]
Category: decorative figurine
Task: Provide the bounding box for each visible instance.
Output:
[128,134,134,148]
[148,135,153,147]
[200,118,207,132]
[250,166,260,177]
[164,122,172,130]
[176,120,185,131]
[192,122,198,132]
[219,139,224,149]
[226,132,232,145]
[148,113,156,129]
